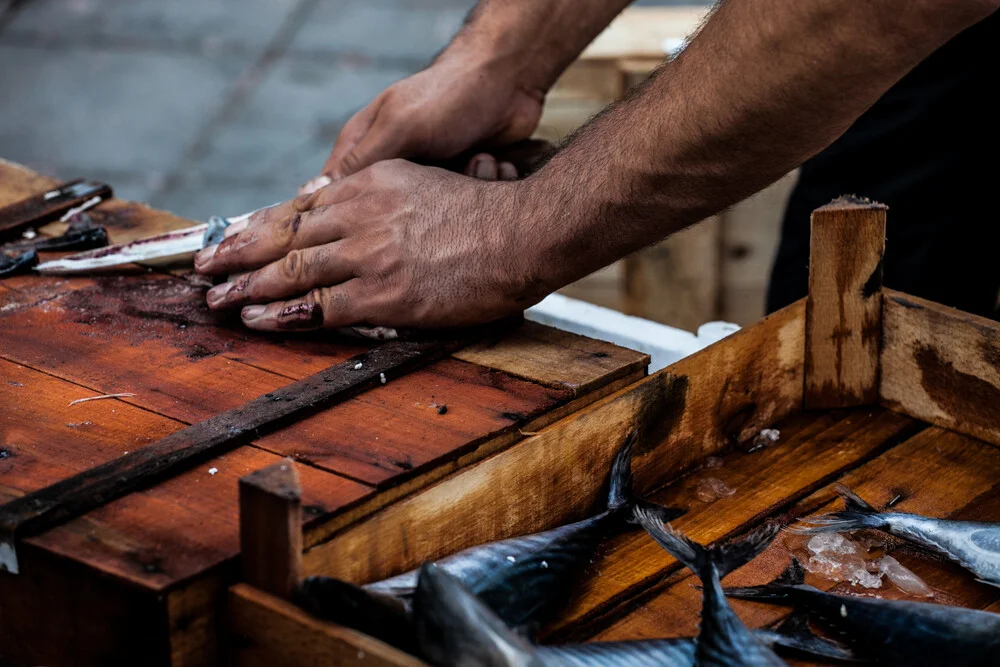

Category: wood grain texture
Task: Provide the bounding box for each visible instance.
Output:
[240,460,303,599]
[880,289,1000,447]
[228,584,426,667]
[300,300,806,587]
[547,407,919,640]
[595,425,1000,644]
[805,197,886,409]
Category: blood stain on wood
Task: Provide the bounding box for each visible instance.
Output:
[60,275,248,360]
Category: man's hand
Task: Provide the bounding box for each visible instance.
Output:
[197,161,549,331]
[305,56,544,191]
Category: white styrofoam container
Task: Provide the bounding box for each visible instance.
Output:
[526,294,740,373]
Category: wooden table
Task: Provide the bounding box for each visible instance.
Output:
[0,159,649,667]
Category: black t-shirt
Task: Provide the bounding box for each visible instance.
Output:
[768,11,1000,318]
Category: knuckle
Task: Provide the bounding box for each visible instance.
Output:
[279,249,309,285]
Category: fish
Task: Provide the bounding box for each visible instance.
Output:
[533,613,857,666]
[634,507,787,666]
[795,484,1000,587]
[725,558,1000,665]
[298,431,684,647]
[413,562,536,666]
[412,560,852,667]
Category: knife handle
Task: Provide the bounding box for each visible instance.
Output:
[0,180,113,241]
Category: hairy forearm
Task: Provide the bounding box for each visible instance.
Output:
[443,0,634,96]
[523,0,999,289]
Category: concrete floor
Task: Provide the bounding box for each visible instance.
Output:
[0,0,702,220]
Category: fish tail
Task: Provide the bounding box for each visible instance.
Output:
[724,559,805,602]
[791,484,886,535]
[634,507,779,580]
[765,611,858,662]
[607,430,638,511]
[608,430,686,523]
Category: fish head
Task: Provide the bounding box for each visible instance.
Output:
[414,563,535,667]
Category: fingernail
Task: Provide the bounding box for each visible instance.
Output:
[206,283,231,307]
[242,305,265,322]
[194,243,218,269]
[299,174,332,195]
[475,158,495,180]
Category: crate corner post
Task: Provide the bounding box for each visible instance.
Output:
[238,458,303,600]
[804,195,887,410]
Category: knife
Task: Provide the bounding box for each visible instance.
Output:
[34,207,267,274]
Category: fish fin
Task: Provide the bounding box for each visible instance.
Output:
[630,498,686,525]
[976,578,1000,589]
[724,559,805,601]
[836,484,879,514]
[606,429,638,511]
[765,612,859,662]
[634,507,779,580]
[791,485,886,534]
[512,622,539,644]
[713,522,782,579]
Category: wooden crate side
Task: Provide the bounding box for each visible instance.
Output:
[300,300,805,585]
[228,584,424,667]
[880,289,1000,446]
[804,197,886,409]
[0,543,172,667]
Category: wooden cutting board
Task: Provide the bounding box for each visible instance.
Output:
[0,159,649,667]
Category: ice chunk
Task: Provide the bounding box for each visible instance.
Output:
[803,533,883,588]
[751,428,781,451]
[878,555,933,598]
[696,477,736,503]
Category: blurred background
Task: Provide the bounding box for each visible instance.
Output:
[0,0,792,331]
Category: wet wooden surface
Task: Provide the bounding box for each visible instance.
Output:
[0,161,648,667]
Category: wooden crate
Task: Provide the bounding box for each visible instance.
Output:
[0,160,649,667]
[540,6,797,330]
[229,196,1000,666]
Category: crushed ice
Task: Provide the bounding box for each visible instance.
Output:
[801,532,932,596]
[750,428,781,451]
[878,555,933,597]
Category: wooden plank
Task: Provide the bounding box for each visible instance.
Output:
[580,6,710,61]
[880,289,1000,447]
[300,301,806,585]
[0,336,467,574]
[240,460,303,599]
[168,574,227,667]
[804,196,886,409]
[593,426,1000,643]
[454,320,649,397]
[623,216,722,330]
[0,158,58,207]
[228,584,425,667]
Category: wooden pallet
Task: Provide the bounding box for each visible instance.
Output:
[229,197,1000,666]
[0,160,649,667]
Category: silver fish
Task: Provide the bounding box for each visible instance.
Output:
[795,485,1000,587]
[635,508,787,667]
[725,559,1000,665]
[298,432,683,648]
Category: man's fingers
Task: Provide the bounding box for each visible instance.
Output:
[320,100,380,180]
[335,110,409,178]
[464,153,500,180]
[195,203,348,276]
[240,281,367,332]
[206,244,353,310]
[498,161,518,181]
